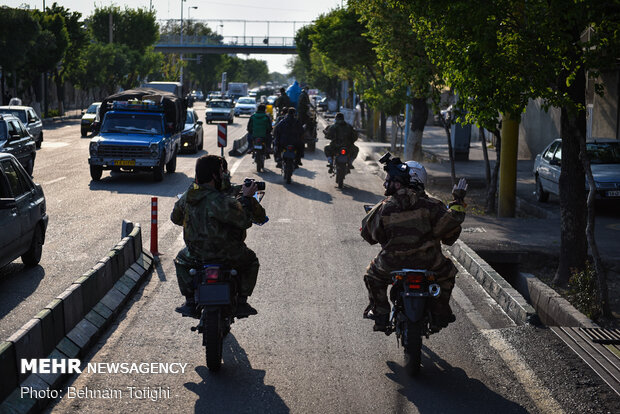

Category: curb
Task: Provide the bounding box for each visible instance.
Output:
[41,114,81,126]
[446,240,537,325]
[0,223,153,413]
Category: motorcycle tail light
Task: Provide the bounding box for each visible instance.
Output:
[340,148,347,155]
[406,273,425,290]
[203,268,220,283]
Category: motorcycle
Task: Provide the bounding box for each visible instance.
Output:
[303,111,318,152]
[187,191,266,371]
[364,205,442,376]
[280,145,297,184]
[189,265,239,371]
[252,136,267,173]
[331,146,350,189]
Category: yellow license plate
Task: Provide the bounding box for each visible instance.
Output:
[113,160,135,166]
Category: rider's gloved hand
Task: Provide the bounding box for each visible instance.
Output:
[449,178,468,209]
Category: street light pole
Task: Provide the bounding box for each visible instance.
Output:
[180,0,184,85]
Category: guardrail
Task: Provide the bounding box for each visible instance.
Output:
[0,223,154,413]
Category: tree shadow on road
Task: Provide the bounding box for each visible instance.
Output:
[385,346,529,413]
[0,264,45,322]
[184,334,289,413]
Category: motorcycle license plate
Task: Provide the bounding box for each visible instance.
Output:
[254,145,263,149]
[114,160,135,166]
[197,283,230,305]
[605,190,620,197]
[283,151,296,159]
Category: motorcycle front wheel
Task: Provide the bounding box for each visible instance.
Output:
[404,320,423,376]
[204,309,223,371]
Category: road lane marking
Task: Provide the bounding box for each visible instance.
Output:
[230,156,245,176]
[40,142,69,148]
[450,255,565,414]
[41,176,67,186]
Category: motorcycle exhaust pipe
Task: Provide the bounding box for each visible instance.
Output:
[428,284,441,297]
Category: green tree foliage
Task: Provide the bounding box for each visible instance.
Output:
[85,6,161,91]
[0,7,40,75]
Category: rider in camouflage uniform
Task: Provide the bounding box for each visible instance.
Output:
[361,155,467,332]
[171,155,267,318]
[274,87,291,117]
[324,112,359,172]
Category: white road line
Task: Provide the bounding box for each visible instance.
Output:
[41,176,67,186]
[481,329,566,414]
[230,156,245,176]
[451,259,565,414]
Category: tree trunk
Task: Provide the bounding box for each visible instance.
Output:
[390,115,398,152]
[360,101,366,129]
[380,111,387,142]
[406,98,428,161]
[579,135,611,317]
[486,129,502,214]
[438,113,456,186]
[554,67,588,286]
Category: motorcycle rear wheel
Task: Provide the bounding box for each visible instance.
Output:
[204,310,223,371]
[256,153,264,172]
[404,320,423,376]
[283,159,293,184]
[336,165,346,189]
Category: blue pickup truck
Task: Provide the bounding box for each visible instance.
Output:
[88,88,185,182]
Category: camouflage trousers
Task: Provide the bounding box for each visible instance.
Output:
[174,246,260,299]
[363,252,457,316]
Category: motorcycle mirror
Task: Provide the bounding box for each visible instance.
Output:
[254,191,265,203]
[363,204,374,213]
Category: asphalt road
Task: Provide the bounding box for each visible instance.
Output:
[2,103,618,413]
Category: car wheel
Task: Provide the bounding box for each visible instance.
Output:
[153,154,165,181]
[25,157,34,176]
[36,132,43,148]
[166,150,177,173]
[228,118,233,125]
[22,224,44,267]
[535,175,549,202]
[81,127,88,138]
[197,134,204,151]
[90,165,103,181]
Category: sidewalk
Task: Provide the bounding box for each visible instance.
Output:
[41,108,83,125]
[356,125,620,326]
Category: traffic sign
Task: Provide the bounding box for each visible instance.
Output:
[217,123,227,147]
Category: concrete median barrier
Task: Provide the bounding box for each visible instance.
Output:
[0,222,153,413]
[228,133,249,156]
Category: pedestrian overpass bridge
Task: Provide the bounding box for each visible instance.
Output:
[155,19,306,54]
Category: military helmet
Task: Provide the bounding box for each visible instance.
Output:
[405,160,427,186]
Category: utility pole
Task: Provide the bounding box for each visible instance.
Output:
[180,0,184,86]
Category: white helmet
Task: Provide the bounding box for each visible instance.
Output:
[405,161,427,186]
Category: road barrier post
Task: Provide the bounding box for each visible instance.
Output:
[150,197,160,255]
[217,123,227,157]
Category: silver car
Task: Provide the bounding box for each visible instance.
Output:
[533,138,620,202]
[206,99,234,124]
[0,105,43,148]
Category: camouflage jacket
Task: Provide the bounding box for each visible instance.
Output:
[171,183,266,261]
[361,187,465,268]
[325,119,357,148]
[274,94,291,112]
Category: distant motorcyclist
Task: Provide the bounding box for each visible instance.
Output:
[247,103,273,156]
[274,87,291,117]
[273,107,304,168]
[298,86,311,127]
[171,155,267,318]
[324,112,359,172]
[361,155,467,332]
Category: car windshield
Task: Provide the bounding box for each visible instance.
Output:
[209,101,230,108]
[237,99,255,104]
[186,111,195,124]
[587,142,620,164]
[101,113,163,134]
[86,104,100,114]
[0,109,26,123]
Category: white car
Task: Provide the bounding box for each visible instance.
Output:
[234,97,257,117]
[205,99,234,124]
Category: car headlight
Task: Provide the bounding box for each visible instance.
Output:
[89,141,98,156]
[150,143,159,158]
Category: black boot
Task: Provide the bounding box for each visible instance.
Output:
[236,296,258,318]
[175,298,199,318]
[372,313,390,332]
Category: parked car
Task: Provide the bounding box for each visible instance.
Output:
[205,99,234,124]
[317,97,328,111]
[533,138,620,202]
[81,102,101,137]
[0,105,43,148]
[234,96,257,117]
[180,109,204,154]
[0,152,48,268]
[0,114,36,175]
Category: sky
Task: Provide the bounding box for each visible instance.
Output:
[4,0,345,73]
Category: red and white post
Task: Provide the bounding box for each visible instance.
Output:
[150,197,160,256]
[217,123,227,157]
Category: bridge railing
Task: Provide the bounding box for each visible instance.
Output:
[158,35,296,47]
